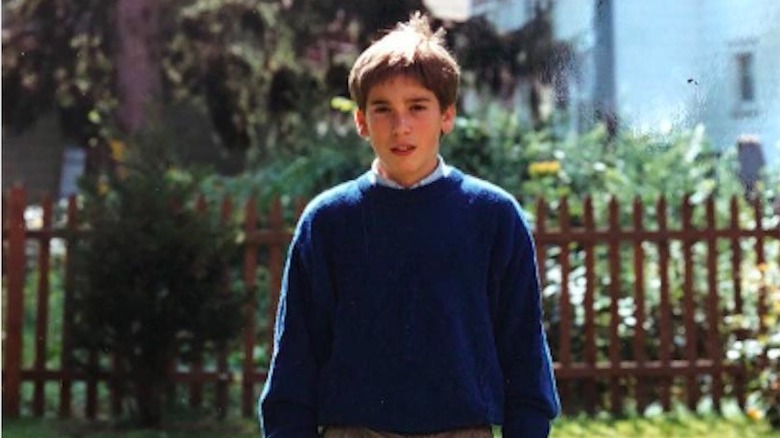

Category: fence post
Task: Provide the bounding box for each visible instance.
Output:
[632,197,648,412]
[32,195,53,416]
[582,197,598,414]
[657,196,673,410]
[607,197,623,414]
[58,195,78,418]
[241,196,259,417]
[681,195,700,410]
[267,197,284,356]
[729,196,746,408]
[557,198,572,413]
[3,186,26,417]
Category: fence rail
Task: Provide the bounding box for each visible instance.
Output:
[2,186,778,419]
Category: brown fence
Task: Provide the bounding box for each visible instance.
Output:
[534,195,777,415]
[2,186,778,419]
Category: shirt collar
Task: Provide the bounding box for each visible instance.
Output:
[369,156,450,190]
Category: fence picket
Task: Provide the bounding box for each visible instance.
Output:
[607,197,622,414]
[681,195,699,409]
[534,197,548,294]
[705,197,723,411]
[632,197,648,412]
[753,198,767,335]
[32,195,53,416]
[3,187,26,417]
[241,196,259,417]
[267,198,284,359]
[558,198,572,412]
[583,197,598,413]
[216,196,234,417]
[657,196,673,410]
[58,195,78,418]
[729,196,746,408]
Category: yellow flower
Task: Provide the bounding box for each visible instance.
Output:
[109,139,126,162]
[98,179,109,196]
[528,160,561,177]
[746,407,764,421]
[330,96,357,113]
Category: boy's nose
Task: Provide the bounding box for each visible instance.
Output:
[391,115,411,135]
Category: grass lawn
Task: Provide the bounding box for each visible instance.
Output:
[551,414,777,437]
[1,418,259,438]
[2,414,776,437]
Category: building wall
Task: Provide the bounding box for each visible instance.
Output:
[475,0,532,34]
[423,0,471,21]
[702,0,780,163]
[550,0,780,164]
[612,1,703,134]
[425,0,534,32]
[552,0,593,42]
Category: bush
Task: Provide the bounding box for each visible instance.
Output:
[200,97,372,210]
[72,128,245,426]
[726,260,780,429]
[444,110,753,210]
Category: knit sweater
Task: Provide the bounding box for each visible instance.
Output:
[259,168,560,437]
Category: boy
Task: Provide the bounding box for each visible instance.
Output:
[260,12,560,438]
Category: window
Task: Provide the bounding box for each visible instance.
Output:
[735,52,755,102]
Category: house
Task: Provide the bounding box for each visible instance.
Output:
[425,0,780,166]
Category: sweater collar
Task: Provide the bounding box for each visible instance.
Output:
[357,166,463,205]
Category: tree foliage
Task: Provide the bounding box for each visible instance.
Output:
[72,128,244,426]
[2,0,116,145]
[448,6,571,127]
[2,0,565,164]
[2,0,427,154]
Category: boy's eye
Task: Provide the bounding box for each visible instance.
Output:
[372,106,390,114]
[410,104,427,112]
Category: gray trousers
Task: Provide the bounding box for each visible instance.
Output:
[323,426,493,438]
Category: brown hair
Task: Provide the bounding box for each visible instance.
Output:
[348,12,460,111]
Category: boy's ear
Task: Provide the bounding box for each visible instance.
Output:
[441,105,456,135]
[354,109,369,137]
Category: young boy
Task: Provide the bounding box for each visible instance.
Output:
[260,12,560,438]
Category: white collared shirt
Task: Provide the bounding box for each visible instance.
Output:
[368,156,451,189]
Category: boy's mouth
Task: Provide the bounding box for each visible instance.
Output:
[391,144,415,156]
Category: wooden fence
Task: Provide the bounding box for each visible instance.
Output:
[2,186,778,419]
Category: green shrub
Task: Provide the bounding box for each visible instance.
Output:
[726,259,780,429]
[72,128,245,427]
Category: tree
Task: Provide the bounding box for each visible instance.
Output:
[448,5,571,128]
[2,0,429,165]
[2,0,116,151]
[115,0,161,133]
[72,128,245,427]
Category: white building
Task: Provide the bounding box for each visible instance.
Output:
[425,0,536,28]
[426,0,780,166]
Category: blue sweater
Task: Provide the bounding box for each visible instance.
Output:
[260,168,560,437]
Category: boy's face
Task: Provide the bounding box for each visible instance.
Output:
[354,75,456,187]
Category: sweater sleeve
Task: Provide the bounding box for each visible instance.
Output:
[493,204,560,438]
[259,234,320,438]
